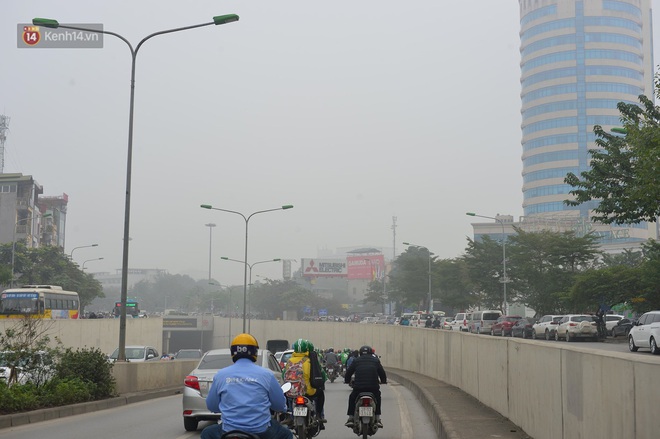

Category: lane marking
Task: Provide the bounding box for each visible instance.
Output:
[389,380,413,439]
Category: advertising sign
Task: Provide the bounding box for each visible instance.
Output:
[347,254,385,280]
[301,258,347,277]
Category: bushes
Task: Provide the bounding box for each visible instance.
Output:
[0,347,116,414]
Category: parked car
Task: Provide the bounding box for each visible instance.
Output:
[490,315,523,336]
[174,349,203,360]
[604,314,625,335]
[108,345,160,362]
[611,318,633,338]
[182,348,283,431]
[628,311,660,354]
[555,315,598,342]
[449,312,469,332]
[0,350,55,386]
[511,318,536,339]
[469,310,502,334]
[531,315,564,340]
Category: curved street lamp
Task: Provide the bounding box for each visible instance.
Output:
[403,242,434,313]
[69,244,99,260]
[201,204,293,332]
[11,212,52,287]
[82,257,104,270]
[32,14,240,362]
[466,212,509,314]
[221,256,281,332]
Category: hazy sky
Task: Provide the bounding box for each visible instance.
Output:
[2,1,658,285]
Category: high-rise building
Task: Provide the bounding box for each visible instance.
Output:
[518,0,656,247]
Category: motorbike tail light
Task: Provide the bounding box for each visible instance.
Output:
[295,396,306,405]
[184,375,200,391]
[361,398,372,406]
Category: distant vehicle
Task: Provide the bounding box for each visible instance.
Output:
[0,285,80,319]
[182,348,283,431]
[604,314,625,335]
[113,300,140,318]
[511,318,536,339]
[469,310,502,334]
[0,350,55,386]
[449,313,469,332]
[490,315,523,336]
[611,318,633,338]
[174,349,203,360]
[531,315,564,340]
[628,311,660,354]
[555,315,598,342]
[108,345,160,362]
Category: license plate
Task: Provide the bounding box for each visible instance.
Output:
[359,406,374,417]
[293,406,308,416]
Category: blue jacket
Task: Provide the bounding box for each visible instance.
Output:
[206,358,287,433]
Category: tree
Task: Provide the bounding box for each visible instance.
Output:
[463,236,508,310]
[388,247,435,311]
[565,91,660,224]
[507,229,601,315]
[436,258,476,313]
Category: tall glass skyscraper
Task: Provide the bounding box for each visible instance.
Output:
[519,0,655,245]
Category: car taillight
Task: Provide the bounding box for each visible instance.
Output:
[568,322,577,327]
[295,396,306,405]
[184,375,200,391]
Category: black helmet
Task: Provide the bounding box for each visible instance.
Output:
[359,345,373,356]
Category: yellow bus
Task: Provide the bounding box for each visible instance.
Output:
[0,285,80,319]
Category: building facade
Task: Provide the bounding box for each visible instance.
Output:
[518,0,656,247]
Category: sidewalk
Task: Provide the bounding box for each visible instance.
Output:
[388,368,533,439]
[0,386,181,429]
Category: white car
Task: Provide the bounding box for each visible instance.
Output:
[108,345,160,362]
[531,315,564,340]
[449,313,469,332]
[554,315,598,342]
[628,311,660,354]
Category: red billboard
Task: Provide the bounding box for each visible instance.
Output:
[347,255,385,280]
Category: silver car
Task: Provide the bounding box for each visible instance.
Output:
[182,348,283,431]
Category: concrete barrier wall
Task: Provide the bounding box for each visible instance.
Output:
[3,317,658,439]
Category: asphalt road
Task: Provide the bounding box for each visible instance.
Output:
[0,379,437,439]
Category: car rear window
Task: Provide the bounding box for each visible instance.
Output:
[199,353,263,370]
[483,313,501,320]
[571,315,593,322]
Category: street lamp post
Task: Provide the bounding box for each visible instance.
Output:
[205,223,216,312]
[402,242,434,313]
[201,204,293,332]
[82,257,104,270]
[33,14,239,362]
[11,213,52,287]
[69,244,99,260]
[466,212,509,314]
[221,257,281,332]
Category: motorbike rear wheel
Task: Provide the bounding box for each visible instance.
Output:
[296,425,307,439]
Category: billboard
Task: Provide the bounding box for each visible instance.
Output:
[347,255,385,280]
[301,258,347,277]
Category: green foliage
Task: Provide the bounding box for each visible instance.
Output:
[40,377,93,407]
[463,236,507,310]
[56,347,116,399]
[388,247,435,310]
[565,91,660,224]
[0,382,40,413]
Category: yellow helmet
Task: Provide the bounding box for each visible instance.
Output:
[230,333,259,362]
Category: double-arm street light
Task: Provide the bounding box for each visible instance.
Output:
[402,242,434,313]
[82,257,104,270]
[221,256,281,332]
[11,213,52,287]
[201,204,293,332]
[466,212,509,314]
[69,244,99,260]
[33,14,239,362]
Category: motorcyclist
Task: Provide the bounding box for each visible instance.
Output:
[323,348,339,378]
[283,339,326,428]
[344,345,387,429]
[202,333,292,439]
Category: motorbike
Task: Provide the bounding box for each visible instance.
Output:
[326,364,338,383]
[289,394,321,439]
[350,392,379,439]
